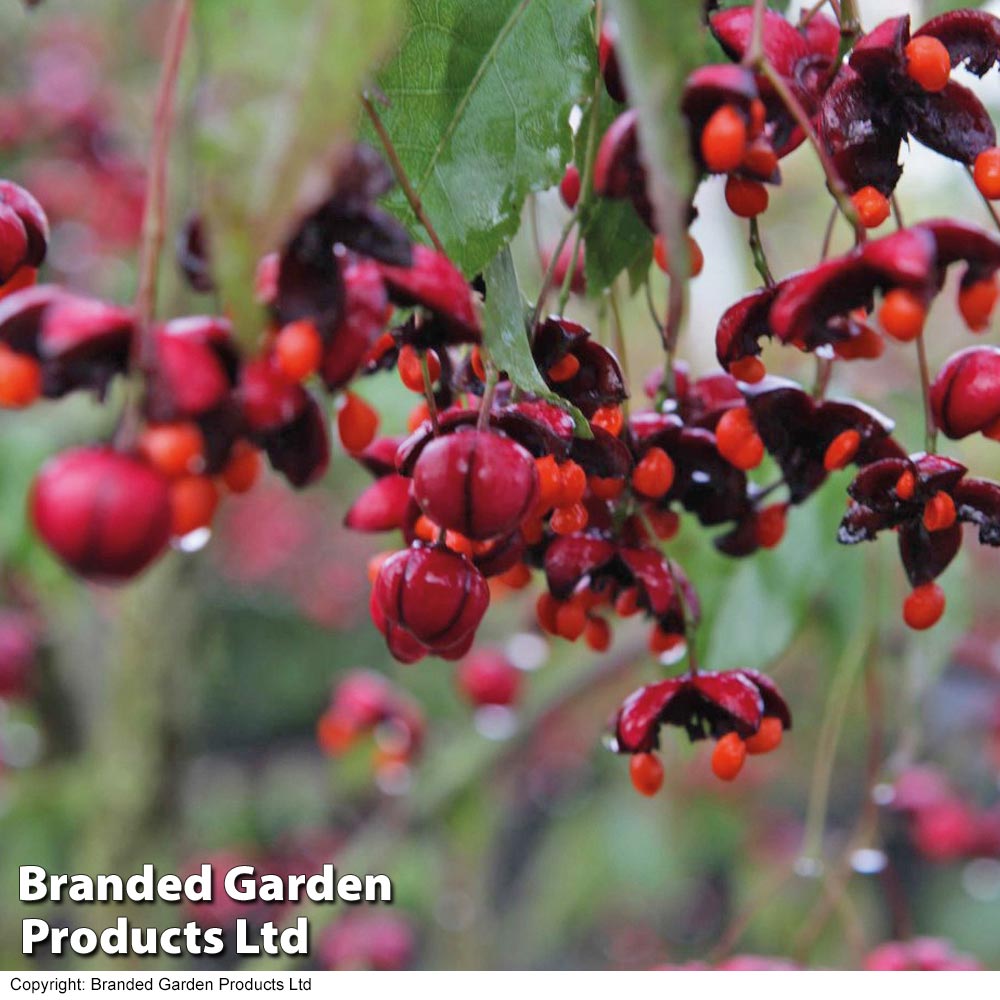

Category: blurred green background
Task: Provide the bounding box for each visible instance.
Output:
[2,0,1000,971]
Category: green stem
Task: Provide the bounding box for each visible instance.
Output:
[748,217,775,286]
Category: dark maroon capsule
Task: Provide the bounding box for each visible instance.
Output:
[931,346,1000,439]
[411,429,538,541]
[0,180,48,282]
[372,545,489,659]
[456,648,522,707]
[30,447,172,581]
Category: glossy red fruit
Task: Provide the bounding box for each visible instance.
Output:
[958,277,998,332]
[373,546,489,657]
[0,181,48,282]
[274,319,323,381]
[631,447,675,498]
[629,752,664,796]
[30,447,172,581]
[715,406,764,470]
[170,475,220,537]
[904,36,951,93]
[701,105,747,173]
[411,430,538,541]
[724,176,768,218]
[851,186,890,229]
[456,649,521,707]
[0,343,41,408]
[903,582,946,630]
[138,422,205,478]
[711,732,747,781]
[879,289,926,342]
[930,346,1000,439]
[560,164,581,208]
[974,148,1000,200]
[823,429,861,471]
[745,716,783,755]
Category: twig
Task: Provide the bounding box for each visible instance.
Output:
[530,209,578,333]
[748,217,775,286]
[362,93,447,255]
[607,282,630,417]
[134,0,193,360]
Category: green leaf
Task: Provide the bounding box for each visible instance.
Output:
[483,247,592,436]
[581,198,652,295]
[606,0,704,302]
[574,90,653,295]
[364,0,595,276]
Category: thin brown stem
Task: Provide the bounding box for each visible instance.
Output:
[362,94,446,255]
[819,204,838,261]
[134,0,193,360]
[530,210,578,333]
[420,352,441,434]
[799,0,834,28]
[744,0,767,66]
[607,282,630,417]
[748,217,775,286]
[915,332,937,453]
[477,369,498,432]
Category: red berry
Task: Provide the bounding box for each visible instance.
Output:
[905,36,951,93]
[711,732,747,781]
[536,592,559,633]
[631,446,675,498]
[646,507,680,540]
[0,344,41,408]
[851,186,891,228]
[879,289,927,342]
[974,148,1000,200]
[412,430,539,540]
[547,353,580,382]
[745,716,783,755]
[649,625,683,655]
[470,347,487,382]
[274,320,323,381]
[557,461,587,506]
[701,105,747,173]
[457,649,521,707]
[724,176,768,218]
[550,502,588,535]
[560,164,581,208]
[555,600,587,641]
[170,475,219,537]
[903,582,946,630]
[896,470,916,500]
[629,752,664,796]
[588,476,624,501]
[755,503,787,549]
[337,392,379,454]
[729,356,765,383]
[221,441,262,493]
[715,407,764,470]
[823,429,861,471]
[584,615,611,652]
[139,422,205,478]
[398,345,440,393]
[591,405,623,437]
[958,277,999,332]
[653,234,703,277]
[923,491,956,532]
[30,447,171,581]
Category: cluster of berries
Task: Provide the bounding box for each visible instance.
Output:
[12,2,1000,803]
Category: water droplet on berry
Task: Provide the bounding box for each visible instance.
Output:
[173,526,211,553]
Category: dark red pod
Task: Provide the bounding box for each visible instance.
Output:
[411,429,539,541]
[30,447,172,581]
[373,545,489,657]
[0,609,37,699]
[0,180,48,282]
[456,648,521,707]
[930,345,1000,439]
